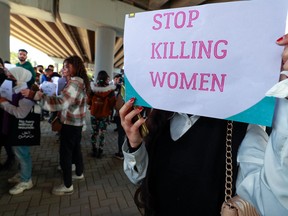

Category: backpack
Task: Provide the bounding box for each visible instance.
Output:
[90,92,114,118]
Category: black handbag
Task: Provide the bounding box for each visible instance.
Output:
[9,105,41,146]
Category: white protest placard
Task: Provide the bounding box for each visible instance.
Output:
[40,81,57,96]
[124,0,288,126]
[0,79,13,101]
[56,77,67,96]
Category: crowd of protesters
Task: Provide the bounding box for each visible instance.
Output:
[0,49,124,196]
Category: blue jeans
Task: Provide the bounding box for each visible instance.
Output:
[13,146,32,182]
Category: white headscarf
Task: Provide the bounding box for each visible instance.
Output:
[9,67,32,87]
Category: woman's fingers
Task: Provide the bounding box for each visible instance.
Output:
[276,34,288,71]
[119,98,144,147]
[282,46,288,70]
[276,34,288,45]
[21,89,29,97]
[119,98,135,126]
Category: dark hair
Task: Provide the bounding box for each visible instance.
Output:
[96,70,109,87]
[48,64,54,68]
[114,74,122,79]
[0,71,7,85]
[18,49,28,53]
[0,58,5,82]
[134,109,174,215]
[63,55,91,94]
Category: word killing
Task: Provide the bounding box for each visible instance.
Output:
[151,40,228,60]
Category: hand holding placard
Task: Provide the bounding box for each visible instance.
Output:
[124,0,288,126]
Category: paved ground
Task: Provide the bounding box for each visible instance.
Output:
[0,114,141,216]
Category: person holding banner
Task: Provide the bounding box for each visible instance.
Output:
[0,67,35,195]
[21,55,91,196]
[0,58,16,171]
[119,34,288,215]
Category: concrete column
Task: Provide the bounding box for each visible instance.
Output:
[94,27,116,82]
[55,63,59,73]
[0,0,10,62]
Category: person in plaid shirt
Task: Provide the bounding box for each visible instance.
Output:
[21,55,91,196]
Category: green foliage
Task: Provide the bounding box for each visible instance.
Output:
[87,71,94,81]
[10,51,18,64]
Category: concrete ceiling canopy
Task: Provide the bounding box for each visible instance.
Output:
[9,0,232,68]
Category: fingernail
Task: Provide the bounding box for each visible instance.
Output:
[276,36,284,43]
[129,97,136,103]
[136,106,143,112]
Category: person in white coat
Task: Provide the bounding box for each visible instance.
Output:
[236,35,288,215]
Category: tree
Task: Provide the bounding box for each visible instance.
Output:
[10,51,18,64]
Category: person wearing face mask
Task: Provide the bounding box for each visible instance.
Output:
[0,67,35,195]
[21,55,91,196]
